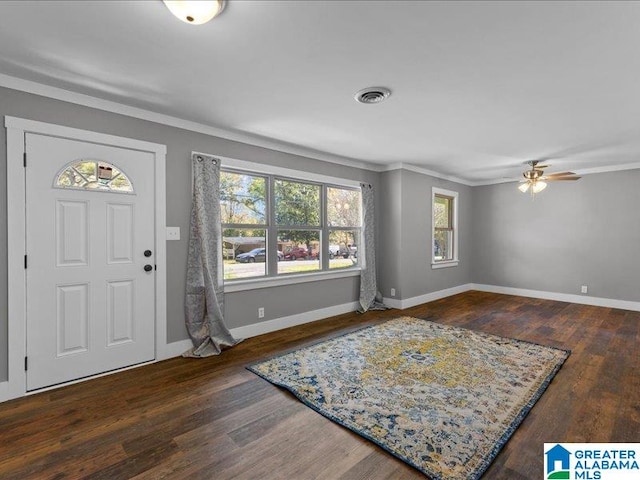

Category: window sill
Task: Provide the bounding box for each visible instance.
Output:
[431,260,459,269]
[223,268,361,293]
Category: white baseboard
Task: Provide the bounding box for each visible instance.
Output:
[146,301,362,363]
[0,381,13,403]
[229,301,360,339]
[470,283,640,312]
[382,297,403,309]
[383,283,473,310]
[5,285,635,403]
[158,339,194,360]
[382,282,640,313]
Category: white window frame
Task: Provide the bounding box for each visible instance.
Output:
[213,155,363,292]
[431,187,459,269]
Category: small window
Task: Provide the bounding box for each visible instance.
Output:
[274,179,321,227]
[220,171,266,225]
[55,160,134,193]
[222,229,267,280]
[277,229,321,274]
[432,187,458,267]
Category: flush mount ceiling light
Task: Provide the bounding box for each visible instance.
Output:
[163,0,226,25]
[354,87,392,104]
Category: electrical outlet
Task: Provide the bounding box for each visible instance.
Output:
[258,307,265,319]
[166,227,181,241]
[581,285,588,294]
[390,288,396,297]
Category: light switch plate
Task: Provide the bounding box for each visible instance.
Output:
[166,227,180,241]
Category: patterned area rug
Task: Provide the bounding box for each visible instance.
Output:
[248,317,570,479]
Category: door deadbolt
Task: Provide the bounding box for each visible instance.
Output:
[144,250,152,257]
[144,264,153,272]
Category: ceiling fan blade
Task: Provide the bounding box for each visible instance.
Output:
[544,171,576,177]
[540,173,578,180]
[546,176,581,181]
[535,165,550,169]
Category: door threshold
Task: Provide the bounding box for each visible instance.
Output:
[26,359,156,395]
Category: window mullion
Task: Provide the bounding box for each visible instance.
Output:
[321,184,329,270]
[222,223,268,229]
[267,175,277,277]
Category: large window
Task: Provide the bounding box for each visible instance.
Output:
[221,169,361,281]
[432,187,459,268]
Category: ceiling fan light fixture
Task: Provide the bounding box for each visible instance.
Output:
[518,182,530,193]
[163,0,225,25]
[532,180,547,194]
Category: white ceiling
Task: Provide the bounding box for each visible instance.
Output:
[1,0,640,183]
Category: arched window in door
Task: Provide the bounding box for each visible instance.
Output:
[54,160,134,193]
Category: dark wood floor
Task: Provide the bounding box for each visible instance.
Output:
[0,291,638,479]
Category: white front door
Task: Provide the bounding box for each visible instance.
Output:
[25,133,156,391]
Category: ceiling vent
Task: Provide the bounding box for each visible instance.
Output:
[354,87,391,104]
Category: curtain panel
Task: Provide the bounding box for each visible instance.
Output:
[358,183,388,313]
[184,153,241,357]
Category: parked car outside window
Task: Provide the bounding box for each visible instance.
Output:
[328,244,357,259]
[284,247,318,261]
[235,248,283,263]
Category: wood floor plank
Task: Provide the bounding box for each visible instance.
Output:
[0,291,638,479]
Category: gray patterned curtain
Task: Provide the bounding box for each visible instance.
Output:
[183,153,242,357]
[358,183,389,313]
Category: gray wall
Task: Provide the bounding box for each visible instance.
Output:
[471,169,640,301]
[378,169,403,298]
[378,166,640,305]
[378,169,473,300]
[3,84,638,384]
[0,86,378,381]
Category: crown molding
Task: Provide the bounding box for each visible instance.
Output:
[574,162,640,176]
[472,177,519,186]
[381,162,475,186]
[0,73,379,173]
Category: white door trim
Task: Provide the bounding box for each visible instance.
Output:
[3,116,167,402]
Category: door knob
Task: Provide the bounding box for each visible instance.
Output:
[144,250,152,257]
[144,264,153,272]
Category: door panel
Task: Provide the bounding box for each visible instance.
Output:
[106,280,135,346]
[56,200,89,266]
[56,283,89,356]
[107,203,135,264]
[26,133,156,391]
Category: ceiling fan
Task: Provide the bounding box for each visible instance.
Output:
[518,160,581,195]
